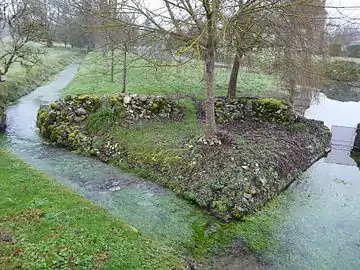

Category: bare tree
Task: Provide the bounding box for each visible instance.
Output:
[0,0,44,82]
[224,0,327,99]
[27,0,63,47]
[129,0,225,139]
[97,0,138,90]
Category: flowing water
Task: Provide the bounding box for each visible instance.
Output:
[3,64,360,269]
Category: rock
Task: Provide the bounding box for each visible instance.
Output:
[139,95,147,102]
[259,177,267,186]
[74,116,83,123]
[244,193,253,199]
[47,111,57,124]
[159,113,168,118]
[124,95,131,104]
[75,107,87,116]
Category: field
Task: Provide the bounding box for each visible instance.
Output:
[63,51,284,99]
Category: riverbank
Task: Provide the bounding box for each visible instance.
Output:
[0,149,185,269]
[0,46,80,132]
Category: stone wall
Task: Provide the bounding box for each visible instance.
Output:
[215,97,293,124]
[55,94,185,120]
[37,94,184,149]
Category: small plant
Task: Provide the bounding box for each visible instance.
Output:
[236,135,245,145]
[86,103,125,133]
[290,123,308,133]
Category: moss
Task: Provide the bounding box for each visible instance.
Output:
[290,122,308,133]
[50,102,57,109]
[37,111,49,125]
[258,98,285,107]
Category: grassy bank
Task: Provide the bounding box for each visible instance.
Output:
[0,45,80,104]
[62,51,283,98]
[0,146,293,269]
[0,149,184,269]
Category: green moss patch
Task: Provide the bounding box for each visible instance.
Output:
[214,97,291,124]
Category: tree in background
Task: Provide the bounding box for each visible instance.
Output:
[0,0,44,82]
[129,0,224,140]
[224,0,327,100]
[26,0,63,47]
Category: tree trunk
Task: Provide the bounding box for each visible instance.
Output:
[227,53,242,99]
[122,48,127,94]
[46,38,53,48]
[204,50,216,140]
[204,7,217,140]
[110,49,114,83]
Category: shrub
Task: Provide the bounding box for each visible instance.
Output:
[86,103,125,133]
[325,60,360,82]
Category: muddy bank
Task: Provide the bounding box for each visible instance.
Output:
[36,94,331,220]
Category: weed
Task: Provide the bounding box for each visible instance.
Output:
[86,103,125,133]
[290,123,308,133]
[236,135,246,145]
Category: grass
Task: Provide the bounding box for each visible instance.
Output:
[111,100,203,156]
[0,149,184,269]
[62,51,282,98]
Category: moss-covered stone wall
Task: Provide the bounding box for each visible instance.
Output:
[37,94,184,150]
[215,97,292,124]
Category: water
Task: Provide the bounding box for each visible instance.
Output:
[4,65,360,269]
[259,92,360,269]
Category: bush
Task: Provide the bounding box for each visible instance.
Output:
[347,45,360,58]
[86,103,125,133]
[325,60,360,82]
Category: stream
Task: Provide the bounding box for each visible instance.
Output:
[4,64,360,269]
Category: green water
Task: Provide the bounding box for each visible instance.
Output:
[4,65,360,269]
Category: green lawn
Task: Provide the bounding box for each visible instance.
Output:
[0,149,184,269]
[63,51,282,98]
